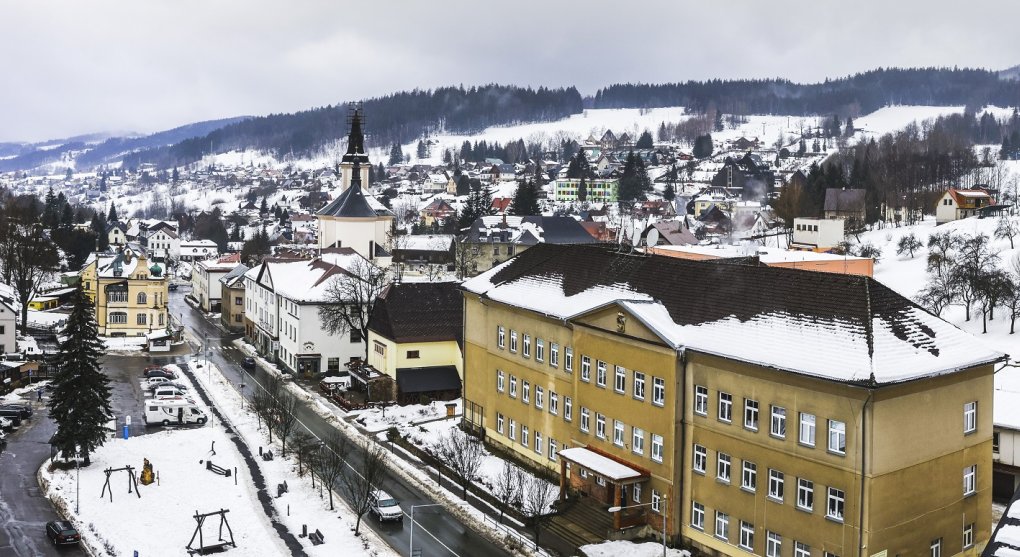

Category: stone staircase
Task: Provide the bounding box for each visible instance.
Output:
[546,497,613,552]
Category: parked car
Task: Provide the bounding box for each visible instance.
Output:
[143,366,176,380]
[241,357,256,371]
[45,520,80,545]
[369,490,403,522]
[0,403,32,419]
[0,416,13,430]
[145,377,172,389]
[0,410,22,428]
[0,429,6,443]
[168,283,179,291]
[152,386,189,399]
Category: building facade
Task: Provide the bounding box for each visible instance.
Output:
[80,249,169,336]
[462,243,1003,556]
[219,264,248,333]
[936,189,995,225]
[190,253,241,312]
[551,178,619,202]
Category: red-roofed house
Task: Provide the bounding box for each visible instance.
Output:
[491,197,513,215]
[936,188,994,225]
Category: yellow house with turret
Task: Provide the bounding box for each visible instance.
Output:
[80,248,169,337]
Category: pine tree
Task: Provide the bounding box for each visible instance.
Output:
[48,286,112,465]
[259,197,268,216]
[577,175,588,202]
[416,140,428,159]
[510,180,540,216]
[388,142,404,166]
[844,116,855,136]
[636,130,654,149]
[107,202,118,223]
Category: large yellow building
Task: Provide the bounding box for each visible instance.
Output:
[80,248,169,336]
[461,243,1005,556]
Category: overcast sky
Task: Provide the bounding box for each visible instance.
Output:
[2,0,1019,143]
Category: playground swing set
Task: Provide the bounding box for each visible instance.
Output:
[186,509,236,555]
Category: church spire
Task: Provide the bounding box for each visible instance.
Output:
[342,108,369,164]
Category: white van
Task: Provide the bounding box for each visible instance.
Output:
[143,400,208,426]
[152,386,190,400]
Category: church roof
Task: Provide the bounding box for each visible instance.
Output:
[316,160,393,218]
[342,109,370,164]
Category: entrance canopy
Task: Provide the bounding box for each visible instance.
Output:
[559,447,647,483]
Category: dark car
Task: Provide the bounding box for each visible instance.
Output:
[0,411,22,428]
[242,357,256,371]
[0,403,32,419]
[46,520,80,545]
[168,283,179,291]
[143,369,174,381]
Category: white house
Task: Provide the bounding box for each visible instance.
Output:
[146,225,180,261]
[995,370,1020,501]
[935,188,995,225]
[244,249,371,375]
[190,253,242,313]
[0,299,16,354]
[790,217,845,250]
[179,239,219,262]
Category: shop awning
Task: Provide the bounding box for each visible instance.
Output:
[558,447,647,482]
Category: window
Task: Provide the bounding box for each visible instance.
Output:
[509,375,517,398]
[137,313,147,325]
[613,420,625,446]
[768,469,784,501]
[496,413,504,434]
[108,289,127,303]
[651,490,661,512]
[717,453,731,482]
[742,461,757,491]
[109,311,127,324]
[580,407,590,433]
[963,465,976,496]
[596,360,607,387]
[535,338,544,362]
[964,401,977,434]
[596,413,606,439]
[521,425,529,447]
[715,511,729,540]
[795,542,811,557]
[493,245,499,256]
[497,326,505,349]
[691,501,705,530]
[407,350,420,359]
[509,419,516,441]
[693,444,707,473]
[653,377,665,406]
[565,347,573,372]
[930,538,941,557]
[797,479,814,511]
[550,343,559,367]
[581,355,591,381]
[549,392,558,415]
[719,392,733,422]
[497,369,505,392]
[617,422,636,452]
[522,334,531,357]
[828,420,846,454]
[522,381,530,403]
[739,521,754,550]
[766,532,782,557]
[234,296,242,305]
[633,371,645,400]
[564,397,572,421]
[137,292,147,304]
[651,434,664,463]
[510,330,518,352]
[995,431,1001,453]
[799,413,816,446]
[328,358,339,372]
[827,487,844,521]
[694,385,708,415]
[535,386,544,409]
[548,438,557,461]
[771,406,786,438]
[744,399,759,430]
[534,431,542,454]
[963,523,974,548]
[614,366,626,393]
[374,341,386,357]
[350,329,362,343]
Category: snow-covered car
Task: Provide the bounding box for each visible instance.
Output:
[0,416,12,430]
[369,490,403,522]
[146,377,172,389]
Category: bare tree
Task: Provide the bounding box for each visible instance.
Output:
[317,257,389,359]
[917,273,956,317]
[340,442,387,535]
[273,391,299,456]
[896,233,923,258]
[313,431,350,511]
[291,430,317,477]
[1005,256,1020,334]
[520,474,557,545]
[453,238,480,279]
[0,219,59,334]
[432,428,485,500]
[996,215,1018,250]
[492,460,524,524]
[251,391,274,443]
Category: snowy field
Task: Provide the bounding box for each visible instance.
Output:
[580,540,690,557]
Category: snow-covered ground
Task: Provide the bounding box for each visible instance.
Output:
[580,540,690,557]
[100,335,148,352]
[852,105,966,138]
[2,379,48,402]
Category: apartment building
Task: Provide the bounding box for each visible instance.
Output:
[80,248,169,336]
[191,253,241,312]
[461,243,1005,556]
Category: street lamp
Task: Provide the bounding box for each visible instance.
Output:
[608,497,668,557]
[410,503,441,557]
[74,449,81,515]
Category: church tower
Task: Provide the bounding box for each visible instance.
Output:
[340,107,371,192]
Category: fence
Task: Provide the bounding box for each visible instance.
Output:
[481,513,554,557]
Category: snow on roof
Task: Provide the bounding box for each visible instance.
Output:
[995,369,1020,429]
[462,244,1005,386]
[652,244,870,264]
[558,447,644,481]
[395,235,455,252]
[249,251,369,303]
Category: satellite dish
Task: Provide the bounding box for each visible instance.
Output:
[633,223,644,245]
[646,228,660,247]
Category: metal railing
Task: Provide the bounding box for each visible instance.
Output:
[481,514,554,557]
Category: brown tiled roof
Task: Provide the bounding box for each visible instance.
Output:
[368,282,463,345]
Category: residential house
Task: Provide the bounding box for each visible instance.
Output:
[144,222,180,261]
[107,222,127,246]
[179,239,219,262]
[366,282,463,405]
[823,188,866,222]
[219,264,249,333]
[191,253,242,313]
[462,215,598,276]
[462,243,1003,555]
[80,248,169,336]
[420,199,457,227]
[0,298,15,353]
[791,217,845,251]
[641,220,698,247]
[710,153,775,202]
[936,188,995,225]
[244,250,369,375]
[392,234,455,273]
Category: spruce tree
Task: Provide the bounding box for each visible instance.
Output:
[577,175,588,202]
[510,180,540,216]
[107,202,118,223]
[636,130,654,149]
[49,286,112,465]
[388,142,404,166]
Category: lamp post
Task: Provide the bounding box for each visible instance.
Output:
[608,497,668,557]
[74,449,81,515]
[409,503,441,557]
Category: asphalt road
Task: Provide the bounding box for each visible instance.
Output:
[170,289,512,557]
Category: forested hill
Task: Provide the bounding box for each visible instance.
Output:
[122,85,584,169]
[591,67,1020,115]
